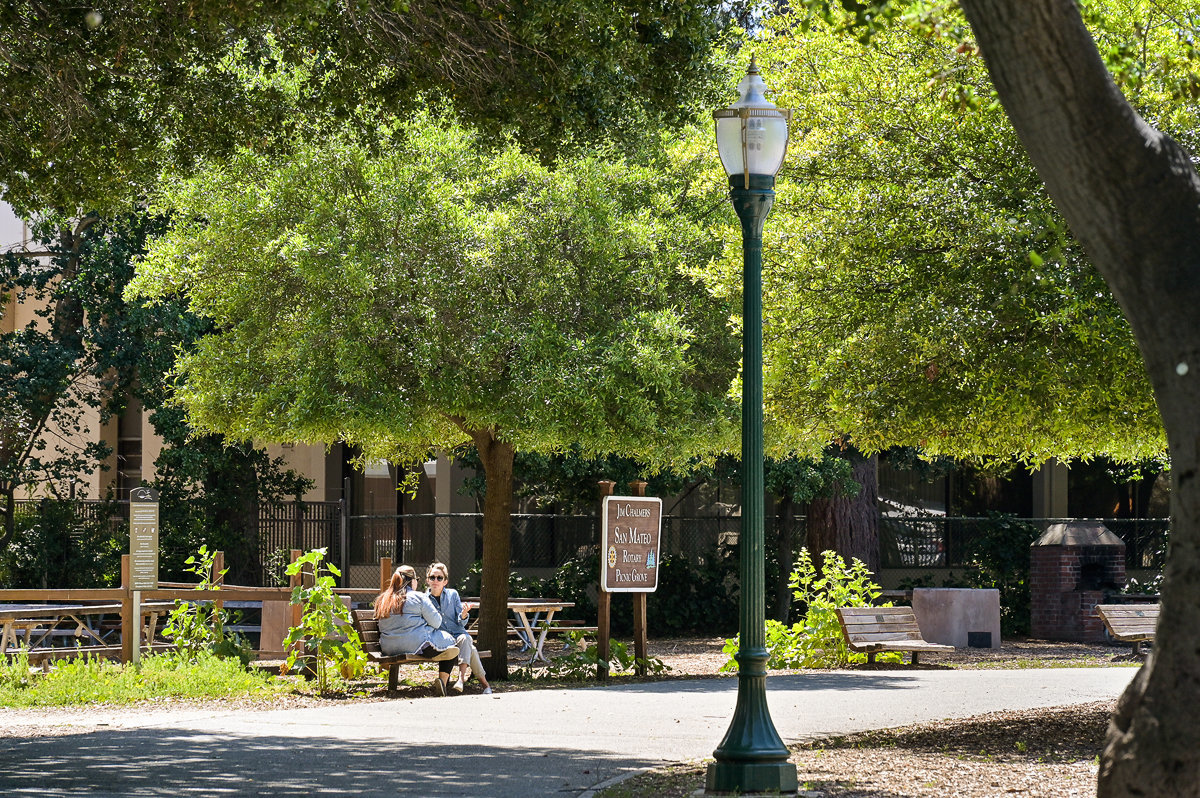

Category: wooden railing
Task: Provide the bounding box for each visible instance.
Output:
[0,550,312,664]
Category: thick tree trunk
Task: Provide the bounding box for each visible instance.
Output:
[773,496,797,622]
[958,2,1200,795]
[805,450,879,573]
[472,428,515,679]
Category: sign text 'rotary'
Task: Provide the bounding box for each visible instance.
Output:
[601,496,662,593]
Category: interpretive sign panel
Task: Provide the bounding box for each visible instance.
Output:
[129,487,160,590]
[601,495,662,593]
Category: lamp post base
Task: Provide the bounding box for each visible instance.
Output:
[705,761,799,795]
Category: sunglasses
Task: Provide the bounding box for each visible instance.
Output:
[427,574,446,581]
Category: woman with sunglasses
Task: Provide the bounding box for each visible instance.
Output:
[374,564,460,695]
[425,561,492,695]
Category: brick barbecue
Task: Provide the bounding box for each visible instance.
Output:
[1030,521,1126,641]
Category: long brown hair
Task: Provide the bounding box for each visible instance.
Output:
[374,565,417,619]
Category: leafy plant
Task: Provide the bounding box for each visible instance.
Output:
[161,544,252,665]
[282,548,365,694]
[722,548,898,670]
[516,632,669,681]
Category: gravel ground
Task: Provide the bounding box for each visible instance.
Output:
[599,637,1137,798]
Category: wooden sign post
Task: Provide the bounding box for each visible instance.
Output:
[597,480,661,679]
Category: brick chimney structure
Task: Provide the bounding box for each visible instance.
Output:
[1030,521,1126,641]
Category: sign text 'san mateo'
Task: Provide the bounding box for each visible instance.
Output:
[601,496,662,593]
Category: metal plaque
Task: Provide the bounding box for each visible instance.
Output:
[129,487,160,590]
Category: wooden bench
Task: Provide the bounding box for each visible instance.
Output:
[350,609,490,692]
[1095,604,1158,656]
[835,606,954,665]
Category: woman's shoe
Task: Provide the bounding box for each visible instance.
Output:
[436,678,448,697]
[481,686,492,695]
[452,676,465,693]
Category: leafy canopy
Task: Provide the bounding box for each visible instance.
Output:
[131,114,741,469]
[0,0,732,213]
[700,9,1179,464]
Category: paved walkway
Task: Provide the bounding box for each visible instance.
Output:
[0,668,1135,797]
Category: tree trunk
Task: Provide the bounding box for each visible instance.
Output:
[958,2,1200,794]
[806,449,880,573]
[472,428,515,679]
[773,496,796,622]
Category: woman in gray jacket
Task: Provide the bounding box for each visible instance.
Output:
[374,564,460,694]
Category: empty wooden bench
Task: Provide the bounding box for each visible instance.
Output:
[1095,604,1159,656]
[836,606,954,665]
[351,609,490,692]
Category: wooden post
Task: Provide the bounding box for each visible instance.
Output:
[597,480,616,681]
[120,554,133,663]
[628,480,649,676]
[289,550,303,655]
[212,550,225,632]
[380,557,393,592]
[632,593,648,677]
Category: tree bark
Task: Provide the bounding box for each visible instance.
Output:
[957,2,1200,794]
[805,449,880,573]
[773,496,797,622]
[471,427,515,679]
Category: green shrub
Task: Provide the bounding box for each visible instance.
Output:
[283,548,365,694]
[960,513,1040,636]
[541,544,741,637]
[515,632,669,681]
[161,544,252,665]
[722,548,899,670]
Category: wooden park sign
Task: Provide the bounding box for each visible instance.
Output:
[597,484,662,679]
[129,487,160,591]
[601,496,662,592]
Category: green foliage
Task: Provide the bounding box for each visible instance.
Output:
[0,647,32,691]
[518,633,669,681]
[0,651,282,708]
[283,548,365,694]
[722,549,898,670]
[0,0,730,213]
[132,113,740,471]
[959,514,1041,636]
[0,213,169,548]
[0,498,124,589]
[540,544,742,637]
[697,10,1181,464]
[161,545,252,665]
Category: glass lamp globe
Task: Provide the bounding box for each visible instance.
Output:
[713,56,792,188]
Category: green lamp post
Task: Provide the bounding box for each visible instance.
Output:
[705,57,798,796]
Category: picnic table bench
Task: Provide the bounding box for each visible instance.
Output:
[350,609,490,693]
[836,606,954,665]
[1095,604,1159,656]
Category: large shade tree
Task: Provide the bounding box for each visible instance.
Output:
[955,2,1200,793]
[789,0,1200,792]
[693,6,1184,567]
[130,117,741,675]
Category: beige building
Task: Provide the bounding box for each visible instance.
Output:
[1,204,478,586]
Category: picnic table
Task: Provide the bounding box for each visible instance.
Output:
[462,598,578,664]
[0,601,174,660]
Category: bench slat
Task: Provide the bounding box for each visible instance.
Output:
[835,606,953,665]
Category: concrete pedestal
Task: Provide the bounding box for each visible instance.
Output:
[911,588,1001,648]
